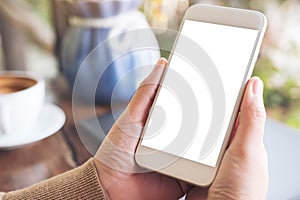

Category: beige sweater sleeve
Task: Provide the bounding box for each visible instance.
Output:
[1,158,106,200]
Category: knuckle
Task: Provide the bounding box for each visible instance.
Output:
[246,103,266,122]
[253,105,266,120]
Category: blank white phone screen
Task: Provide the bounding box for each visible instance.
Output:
[141,20,258,167]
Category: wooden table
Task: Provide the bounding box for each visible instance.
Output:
[0,76,112,192]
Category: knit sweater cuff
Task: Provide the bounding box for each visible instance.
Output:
[3,158,106,200]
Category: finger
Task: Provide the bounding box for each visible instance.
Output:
[210,77,268,199]
[112,58,167,138]
[127,58,168,125]
[229,77,266,151]
[95,58,168,173]
[111,57,168,138]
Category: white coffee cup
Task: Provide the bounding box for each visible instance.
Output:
[0,71,45,135]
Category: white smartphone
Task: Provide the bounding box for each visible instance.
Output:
[135,4,267,186]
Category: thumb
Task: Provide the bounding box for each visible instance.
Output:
[95,58,167,173]
[210,78,268,199]
[230,77,266,151]
[126,58,168,127]
[114,58,167,140]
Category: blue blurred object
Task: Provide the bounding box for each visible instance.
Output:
[60,0,160,104]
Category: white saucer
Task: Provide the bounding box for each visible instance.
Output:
[0,102,66,150]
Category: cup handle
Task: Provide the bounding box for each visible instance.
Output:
[0,103,10,134]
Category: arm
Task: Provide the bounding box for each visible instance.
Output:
[1,159,106,200]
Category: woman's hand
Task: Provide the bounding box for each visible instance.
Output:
[186,77,268,200]
[94,58,268,200]
[94,58,189,200]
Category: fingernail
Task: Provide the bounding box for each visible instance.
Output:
[154,58,167,70]
[252,78,263,96]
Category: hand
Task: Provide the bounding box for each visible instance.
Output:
[95,58,189,199]
[186,77,268,199]
[94,58,268,200]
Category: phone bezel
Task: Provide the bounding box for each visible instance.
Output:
[135,4,267,186]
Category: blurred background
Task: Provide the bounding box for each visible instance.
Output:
[0,0,299,129]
